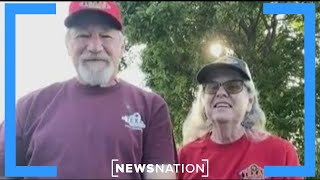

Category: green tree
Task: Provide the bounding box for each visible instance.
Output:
[120,2,320,178]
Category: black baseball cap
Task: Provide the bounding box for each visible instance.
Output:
[196,56,252,84]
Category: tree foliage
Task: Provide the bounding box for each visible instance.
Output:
[120,2,320,178]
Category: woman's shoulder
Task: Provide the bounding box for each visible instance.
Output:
[178,134,210,153]
[263,134,301,165]
[261,134,299,153]
[265,134,295,145]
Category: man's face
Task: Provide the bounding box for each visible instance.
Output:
[66,21,124,87]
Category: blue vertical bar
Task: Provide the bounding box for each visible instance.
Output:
[263,3,316,178]
[4,3,57,177]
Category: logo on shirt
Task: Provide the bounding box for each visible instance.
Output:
[239,164,264,179]
[121,112,145,131]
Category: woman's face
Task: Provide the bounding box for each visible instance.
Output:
[202,68,253,125]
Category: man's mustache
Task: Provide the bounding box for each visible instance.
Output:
[81,57,110,62]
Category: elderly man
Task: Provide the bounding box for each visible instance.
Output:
[0,1,177,179]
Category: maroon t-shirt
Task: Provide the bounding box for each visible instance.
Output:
[0,78,177,179]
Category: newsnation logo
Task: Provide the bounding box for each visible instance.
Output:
[111,159,209,177]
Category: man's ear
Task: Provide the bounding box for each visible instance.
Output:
[66,44,72,57]
[121,35,126,55]
[66,42,70,56]
[121,43,125,55]
[65,29,73,56]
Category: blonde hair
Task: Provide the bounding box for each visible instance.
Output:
[182,79,270,146]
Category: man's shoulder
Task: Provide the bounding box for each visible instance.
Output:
[17,79,69,108]
[119,79,167,104]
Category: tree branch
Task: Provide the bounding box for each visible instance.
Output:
[260,14,278,55]
[240,19,249,37]
[254,4,263,28]
[261,14,270,29]
[270,14,278,44]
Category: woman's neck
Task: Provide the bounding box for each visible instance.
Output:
[210,123,245,144]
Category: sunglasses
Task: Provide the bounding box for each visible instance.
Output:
[203,80,244,94]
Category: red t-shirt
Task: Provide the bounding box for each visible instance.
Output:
[178,133,303,180]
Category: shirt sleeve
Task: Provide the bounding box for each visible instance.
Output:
[0,97,27,178]
[15,98,28,167]
[177,147,186,179]
[284,141,304,180]
[0,121,4,176]
[141,94,177,165]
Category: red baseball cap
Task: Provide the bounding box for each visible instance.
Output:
[64,1,123,30]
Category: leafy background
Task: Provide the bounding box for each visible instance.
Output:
[119,2,320,179]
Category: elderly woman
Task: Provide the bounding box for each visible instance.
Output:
[178,56,302,179]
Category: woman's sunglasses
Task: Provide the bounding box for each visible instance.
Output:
[203,80,244,94]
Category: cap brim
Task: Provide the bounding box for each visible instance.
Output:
[64,9,122,30]
[196,63,250,84]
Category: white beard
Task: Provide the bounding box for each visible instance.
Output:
[76,60,114,87]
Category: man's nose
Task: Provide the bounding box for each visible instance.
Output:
[87,35,103,53]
